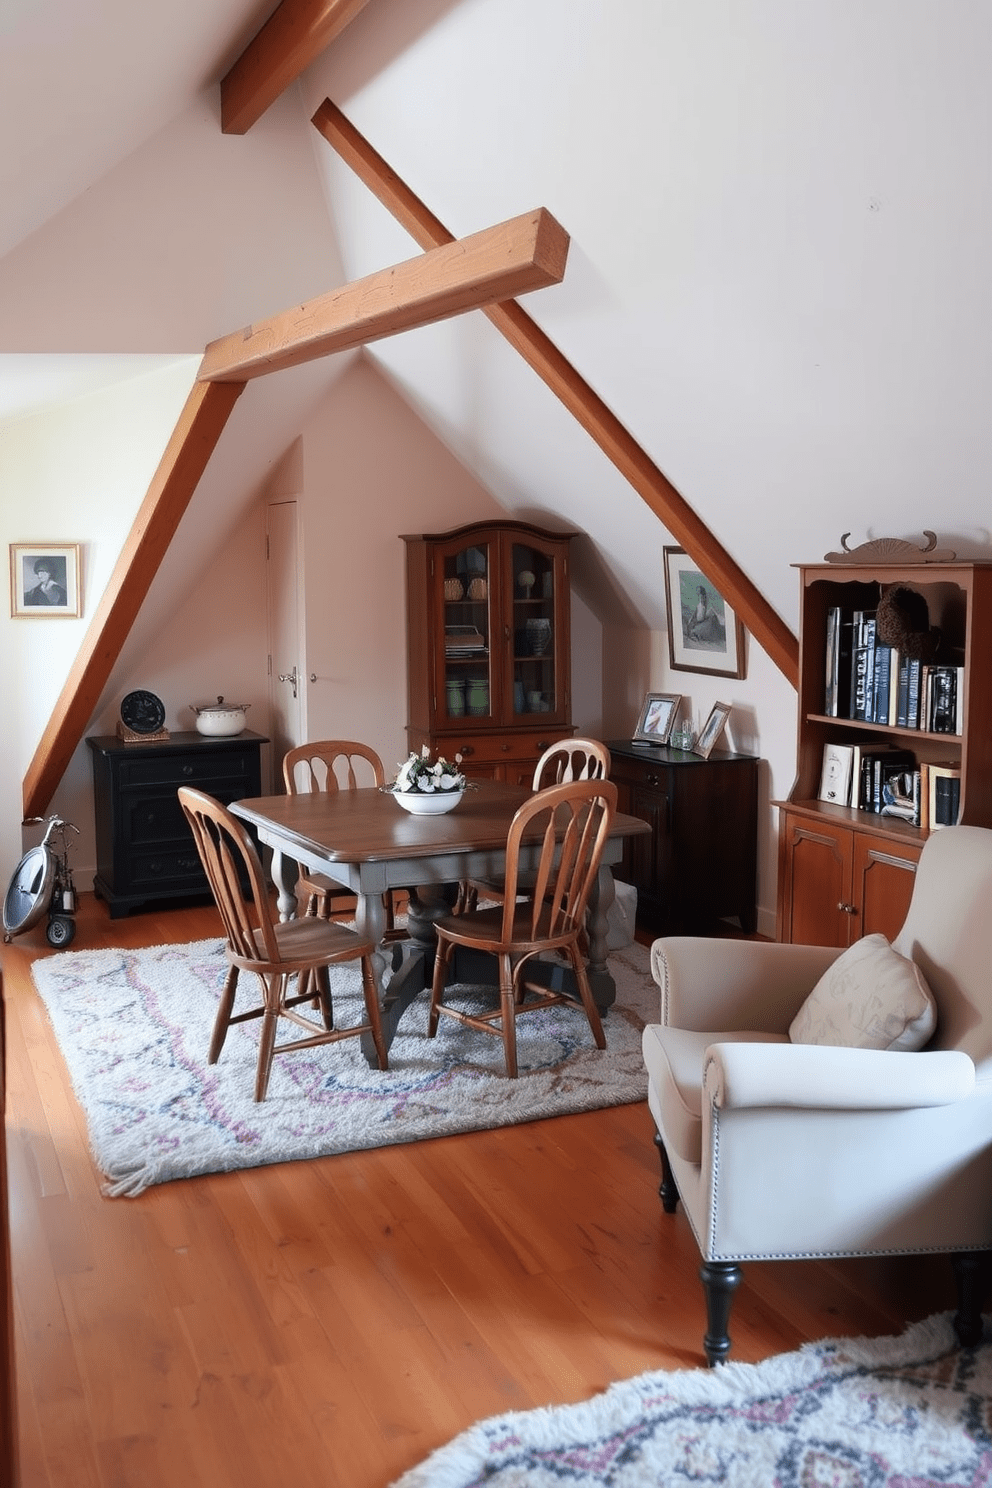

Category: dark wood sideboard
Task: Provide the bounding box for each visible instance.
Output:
[87,731,267,917]
[606,740,759,934]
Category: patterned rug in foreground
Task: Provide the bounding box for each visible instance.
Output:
[31,938,653,1196]
[391,1311,992,1488]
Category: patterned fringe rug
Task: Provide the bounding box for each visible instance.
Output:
[31,938,654,1196]
[390,1311,992,1487]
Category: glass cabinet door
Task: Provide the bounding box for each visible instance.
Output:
[509,539,559,721]
[439,538,493,724]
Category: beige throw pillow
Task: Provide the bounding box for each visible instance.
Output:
[789,933,936,1052]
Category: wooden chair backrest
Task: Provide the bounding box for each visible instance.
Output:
[283,741,386,796]
[501,779,618,944]
[532,737,611,790]
[178,787,279,968]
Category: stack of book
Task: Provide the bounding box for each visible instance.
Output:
[818,742,961,828]
[823,606,963,732]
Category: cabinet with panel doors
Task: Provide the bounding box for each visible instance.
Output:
[776,557,992,945]
[402,521,575,782]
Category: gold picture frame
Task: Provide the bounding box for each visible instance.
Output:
[10,543,81,617]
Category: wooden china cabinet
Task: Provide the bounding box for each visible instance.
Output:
[402,520,575,783]
[777,558,992,946]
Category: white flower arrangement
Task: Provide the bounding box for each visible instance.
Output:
[388,745,468,795]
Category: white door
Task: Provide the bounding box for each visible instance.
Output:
[266,500,304,780]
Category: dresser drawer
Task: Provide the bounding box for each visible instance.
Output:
[123,847,208,890]
[115,747,256,789]
[450,731,558,766]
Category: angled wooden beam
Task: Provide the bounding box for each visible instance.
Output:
[22,380,245,818]
[197,208,569,383]
[313,99,799,688]
[221,0,372,135]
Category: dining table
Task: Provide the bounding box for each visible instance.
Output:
[230,779,651,1063]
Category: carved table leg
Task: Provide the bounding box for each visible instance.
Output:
[359,883,458,1065]
[700,1260,743,1367]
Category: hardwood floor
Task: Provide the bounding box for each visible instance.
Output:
[2,894,957,1487]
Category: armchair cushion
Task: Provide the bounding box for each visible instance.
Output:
[642,1026,789,1163]
[789,933,936,1053]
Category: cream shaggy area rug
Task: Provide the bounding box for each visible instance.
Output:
[31,939,655,1196]
[390,1311,992,1487]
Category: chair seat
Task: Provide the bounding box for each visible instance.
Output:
[642,1025,789,1164]
[240,915,375,971]
[435,902,577,955]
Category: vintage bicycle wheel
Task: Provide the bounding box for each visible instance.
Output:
[3,845,54,939]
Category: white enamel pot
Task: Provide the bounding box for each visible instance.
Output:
[191,696,250,736]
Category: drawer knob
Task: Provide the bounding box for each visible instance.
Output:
[501,743,510,753]
[182,764,194,776]
[460,745,474,757]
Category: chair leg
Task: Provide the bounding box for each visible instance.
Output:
[565,945,606,1049]
[952,1252,989,1348]
[501,954,519,1078]
[428,938,454,1037]
[359,955,388,1071]
[254,974,283,1102]
[312,965,334,1029]
[209,964,240,1064]
[700,1261,742,1367]
[654,1132,680,1213]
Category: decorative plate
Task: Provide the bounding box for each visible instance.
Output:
[120,689,166,735]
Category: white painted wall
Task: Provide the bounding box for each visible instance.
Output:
[2,3,990,938]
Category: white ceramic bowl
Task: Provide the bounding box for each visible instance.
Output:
[394,789,463,815]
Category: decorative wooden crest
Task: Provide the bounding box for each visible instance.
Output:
[824,532,957,565]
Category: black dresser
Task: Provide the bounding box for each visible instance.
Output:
[606,740,759,934]
[87,730,267,917]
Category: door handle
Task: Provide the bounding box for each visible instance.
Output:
[278,666,299,699]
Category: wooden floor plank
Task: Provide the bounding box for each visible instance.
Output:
[1,891,960,1487]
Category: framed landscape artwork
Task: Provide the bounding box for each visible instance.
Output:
[10,543,81,617]
[663,547,745,679]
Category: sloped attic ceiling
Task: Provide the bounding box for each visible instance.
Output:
[2,1,990,689]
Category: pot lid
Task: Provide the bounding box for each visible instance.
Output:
[191,695,250,713]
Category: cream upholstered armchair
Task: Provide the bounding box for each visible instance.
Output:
[643,824,992,1366]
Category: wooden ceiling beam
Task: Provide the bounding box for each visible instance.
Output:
[197,207,569,383]
[22,380,245,818]
[221,0,372,135]
[312,99,799,688]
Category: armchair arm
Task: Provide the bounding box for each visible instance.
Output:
[703,1042,975,1111]
[651,937,843,1033]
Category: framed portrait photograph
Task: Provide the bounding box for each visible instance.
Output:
[633,691,682,745]
[10,543,81,617]
[693,701,732,759]
[663,547,745,679]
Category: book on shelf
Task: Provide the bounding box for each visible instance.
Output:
[851,744,915,813]
[928,763,962,828]
[823,606,854,717]
[818,741,854,805]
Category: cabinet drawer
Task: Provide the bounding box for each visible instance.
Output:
[116,748,256,789]
[123,847,207,890]
[448,732,557,766]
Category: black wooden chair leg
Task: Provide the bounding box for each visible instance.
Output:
[952,1251,988,1349]
[700,1260,742,1367]
[653,1132,680,1213]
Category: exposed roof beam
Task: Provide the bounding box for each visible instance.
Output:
[312,99,799,688]
[221,0,372,135]
[22,380,245,818]
[197,208,569,383]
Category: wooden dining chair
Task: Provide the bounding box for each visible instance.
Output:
[429,778,618,1077]
[459,737,612,913]
[178,787,388,1101]
[282,741,404,941]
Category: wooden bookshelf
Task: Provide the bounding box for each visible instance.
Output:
[777,560,992,946]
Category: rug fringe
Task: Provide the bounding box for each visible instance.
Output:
[101,1164,154,1199]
